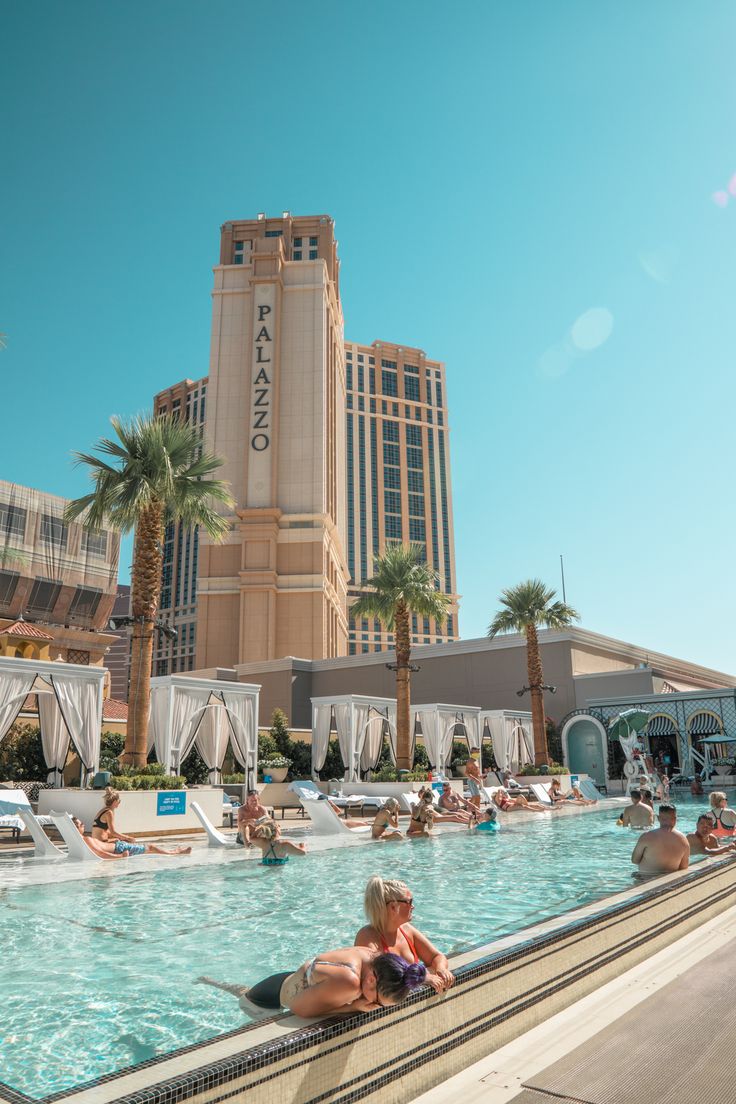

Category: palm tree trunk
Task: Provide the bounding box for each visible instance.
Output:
[127,500,164,768]
[526,622,549,767]
[394,601,412,772]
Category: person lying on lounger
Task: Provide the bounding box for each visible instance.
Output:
[250,820,306,865]
[687,815,736,858]
[372,798,403,840]
[566,784,596,806]
[355,876,455,992]
[72,818,191,857]
[200,947,425,1019]
[492,788,547,813]
[316,795,372,829]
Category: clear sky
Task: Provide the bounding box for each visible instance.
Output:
[2,1,735,672]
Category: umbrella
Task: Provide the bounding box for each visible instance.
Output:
[698,734,736,745]
[607,709,650,741]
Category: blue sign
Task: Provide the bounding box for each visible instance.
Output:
[157,791,186,817]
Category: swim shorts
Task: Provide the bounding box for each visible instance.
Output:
[114,840,146,856]
[466,778,480,797]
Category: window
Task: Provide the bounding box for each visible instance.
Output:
[293,250,302,260]
[0,503,26,540]
[265,229,282,237]
[0,570,19,606]
[309,236,318,246]
[346,363,353,390]
[383,421,399,442]
[384,466,401,489]
[383,442,400,466]
[233,240,250,264]
[385,516,402,540]
[357,364,364,391]
[381,370,398,397]
[27,577,62,614]
[294,237,302,246]
[309,250,318,260]
[81,530,108,559]
[404,362,419,374]
[384,490,401,513]
[404,376,420,401]
[358,396,364,411]
[406,446,423,469]
[41,514,68,548]
[409,518,426,542]
[406,424,422,446]
[408,493,425,516]
[67,648,90,665]
[347,394,353,409]
[408,469,424,492]
[381,359,397,370]
[435,381,443,407]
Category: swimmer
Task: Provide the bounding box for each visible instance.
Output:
[687,815,736,858]
[371,798,403,840]
[475,808,499,832]
[199,948,425,1019]
[707,792,736,838]
[631,804,689,876]
[251,820,306,865]
[618,790,654,829]
[355,876,455,992]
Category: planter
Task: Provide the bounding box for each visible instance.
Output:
[453,764,467,777]
[262,766,288,783]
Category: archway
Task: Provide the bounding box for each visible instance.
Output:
[561,715,608,787]
[644,713,680,773]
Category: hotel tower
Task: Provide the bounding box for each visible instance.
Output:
[153,213,458,673]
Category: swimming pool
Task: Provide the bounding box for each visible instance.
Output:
[0,795,717,1099]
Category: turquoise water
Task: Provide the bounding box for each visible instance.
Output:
[0,796,716,1098]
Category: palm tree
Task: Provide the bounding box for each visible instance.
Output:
[65,414,233,766]
[488,579,579,766]
[350,543,451,772]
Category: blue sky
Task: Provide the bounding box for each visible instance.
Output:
[2,1,735,671]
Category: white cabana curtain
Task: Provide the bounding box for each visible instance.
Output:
[436,711,459,770]
[38,688,71,786]
[195,705,232,783]
[334,703,352,778]
[361,710,386,772]
[221,690,257,786]
[487,714,508,771]
[352,703,369,780]
[50,672,101,779]
[169,688,210,773]
[0,671,36,746]
[418,709,441,768]
[148,685,170,758]
[334,702,370,781]
[311,704,332,775]
[510,721,534,770]
[387,704,399,763]
[464,713,481,752]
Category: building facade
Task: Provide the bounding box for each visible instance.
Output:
[106,584,132,700]
[153,213,459,673]
[0,481,119,674]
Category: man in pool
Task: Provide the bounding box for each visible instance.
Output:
[618,789,654,829]
[687,815,736,858]
[631,804,689,876]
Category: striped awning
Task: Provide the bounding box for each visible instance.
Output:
[646,714,677,736]
[689,712,722,736]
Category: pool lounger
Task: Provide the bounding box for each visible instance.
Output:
[290,779,384,815]
[0,790,63,858]
[578,778,601,802]
[49,812,100,862]
[289,783,371,836]
[530,783,555,806]
[192,801,240,848]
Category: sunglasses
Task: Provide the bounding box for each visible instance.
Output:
[394,896,413,906]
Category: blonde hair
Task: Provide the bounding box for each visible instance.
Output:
[364,875,410,932]
[710,791,727,809]
[103,787,120,808]
[253,820,277,840]
[383,798,399,813]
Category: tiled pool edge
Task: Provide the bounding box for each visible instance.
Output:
[3,852,735,1104]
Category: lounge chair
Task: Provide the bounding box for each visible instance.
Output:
[192,801,240,848]
[49,812,99,862]
[0,790,61,857]
[577,779,601,802]
[529,783,554,806]
[289,784,370,836]
[290,780,384,817]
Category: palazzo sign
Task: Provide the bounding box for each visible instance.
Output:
[247,284,276,506]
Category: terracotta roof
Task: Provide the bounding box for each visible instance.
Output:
[0,620,54,641]
[103,698,128,721]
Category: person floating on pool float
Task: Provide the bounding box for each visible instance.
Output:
[72,817,191,857]
[707,792,736,837]
[687,814,736,858]
[371,798,403,840]
[492,787,547,814]
[251,820,306,865]
[631,803,689,877]
[199,947,426,1019]
[355,876,455,993]
[88,788,191,856]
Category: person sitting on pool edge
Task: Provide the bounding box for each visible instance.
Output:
[90,787,144,854]
[548,778,567,804]
[438,782,479,823]
[251,820,306,865]
[566,783,596,806]
[200,947,426,1019]
[371,798,403,840]
[631,804,689,876]
[407,790,438,836]
[687,815,736,858]
[72,817,191,857]
[355,876,455,992]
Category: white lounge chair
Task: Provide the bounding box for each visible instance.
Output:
[530,783,555,806]
[289,785,370,836]
[0,791,61,858]
[577,779,601,802]
[290,780,384,815]
[49,812,100,862]
[192,801,240,848]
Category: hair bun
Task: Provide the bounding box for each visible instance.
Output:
[405,961,427,986]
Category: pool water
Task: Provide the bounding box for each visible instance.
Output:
[0,795,718,1098]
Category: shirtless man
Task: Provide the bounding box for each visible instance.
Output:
[236,790,270,845]
[631,804,689,876]
[438,782,478,823]
[619,789,654,829]
[464,754,483,811]
[687,815,736,858]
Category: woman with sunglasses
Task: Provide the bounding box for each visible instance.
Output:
[355,876,455,993]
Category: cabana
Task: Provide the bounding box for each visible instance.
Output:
[479,709,534,773]
[410,703,482,773]
[0,655,105,786]
[148,675,260,786]
[311,694,397,781]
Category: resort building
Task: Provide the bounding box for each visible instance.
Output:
[0,481,119,675]
[153,212,459,673]
[106,584,131,700]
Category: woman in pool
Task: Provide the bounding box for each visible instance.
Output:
[201,948,426,1018]
[251,820,306,865]
[355,876,455,992]
[707,792,736,837]
[493,788,547,813]
[407,790,437,836]
[72,817,191,857]
[371,798,403,840]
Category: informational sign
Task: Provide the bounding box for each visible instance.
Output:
[247,282,276,506]
[157,791,187,817]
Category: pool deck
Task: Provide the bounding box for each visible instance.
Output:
[412,898,736,1104]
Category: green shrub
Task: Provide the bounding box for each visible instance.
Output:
[257,731,279,760]
[110,773,185,791]
[99,731,126,774]
[223,772,245,784]
[450,739,470,767]
[518,761,569,776]
[181,745,209,785]
[0,723,47,781]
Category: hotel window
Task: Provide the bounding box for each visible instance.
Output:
[81,530,108,559]
[383,421,399,442]
[294,237,302,247]
[437,411,444,426]
[381,359,397,370]
[27,577,62,614]
[357,364,364,391]
[369,367,376,393]
[293,250,302,260]
[347,395,353,409]
[369,398,376,413]
[406,446,423,469]
[404,376,420,401]
[385,516,402,540]
[408,469,424,492]
[404,362,419,375]
[408,493,424,516]
[382,401,388,414]
[409,518,426,542]
[41,514,68,549]
[265,229,282,237]
[392,403,399,416]
[68,586,102,619]
[233,240,250,264]
[381,370,398,397]
[435,381,443,406]
[358,396,364,411]
[358,353,364,362]
[0,570,19,606]
[67,648,90,665]
[346,363,353,389]
[346,349,352,359]
[309,236,318,246]
[384,466,401,489]
[309,250,318,260]
[0,503,26,540]
[406,424,422,447]
[426,378,433,404]
[369,356,375,364]
[384,490,401,513]
[383,442,400,466]
[447,615,454,635]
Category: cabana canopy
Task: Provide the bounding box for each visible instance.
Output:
[479,710,534,773]
[311,694,397,781]
[0,655,105,786]
[410,703,482,771]
[149,675,260,786]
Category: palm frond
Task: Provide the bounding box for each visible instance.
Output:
[488,578,579,637]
